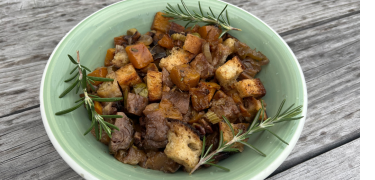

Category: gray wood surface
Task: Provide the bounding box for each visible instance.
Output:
[0,0,360,179]
[268,138,360,180]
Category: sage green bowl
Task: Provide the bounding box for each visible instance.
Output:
[40,0,307,179]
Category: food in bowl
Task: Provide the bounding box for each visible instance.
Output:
[55,0,303,175]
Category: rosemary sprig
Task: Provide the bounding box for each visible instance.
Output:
[190,99,303,174]
[163,0,241,38]
[55,51,123,140]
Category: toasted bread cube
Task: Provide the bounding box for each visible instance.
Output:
[165,120,202,173]
[159,47,194,72]
[219,122,250,152]
[147,70,163,101]
[183,34,203,55]
[112,45,129,68]
[115,64,142,87]
[235,78,266,99]
[97,72,122,98]
[125,44,153,69]
[151,12,172,33]
[215,56,243,88]
[104,48,116,66]
[223,38,236,54]
[170,64,200,91]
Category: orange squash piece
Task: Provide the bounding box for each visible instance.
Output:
[94,101,103,115]
[104,48,116,66]
[114,35,126,46]
[170,64,200,91]
[151,12,172,33]
[125,44,154,69]
[158,34,174,49]
[87,67,108,86]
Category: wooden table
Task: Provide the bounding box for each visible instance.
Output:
[0,0,360,179]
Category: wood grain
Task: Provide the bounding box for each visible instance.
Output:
[0,0,360,179]
[268,139,360,180]
[0,0,359,117]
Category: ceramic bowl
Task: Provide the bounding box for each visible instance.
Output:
[40,0,307,179]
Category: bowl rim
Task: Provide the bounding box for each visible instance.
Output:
[40,0,308,179]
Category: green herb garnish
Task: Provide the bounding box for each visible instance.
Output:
[163,0,242,38]
[190,99,303,174]
[55,51,123,140]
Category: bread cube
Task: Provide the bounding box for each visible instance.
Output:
[112,45,129,68]
[235,78,266,98]
[223,38,236,54]
[147,70,163,101]
[170,64,200,91]
[183,34,203,55]
[165,120,202,173]
[125,43,153,69]
[151,12,172,33]
[97,72,122,98]
[219,122,250,152]
[159,99,183,120]
[115,64,142,87]
[159,47,194,72]
[215,56,243,88]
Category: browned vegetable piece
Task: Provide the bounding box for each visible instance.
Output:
[190,53,215,79]
[168,22,185,35]
[115,64,142,87]
[170,64,200,91]
[158,34,174,49]
[212,43,231,67]
[240,57,269,79]
[159,47,195,72]
[189,83,212,112]
[153,31,165,46]
[139,63,158,77]
[126,93,148,116]
[185,25,200,34]
[141,150,181,173]
[137,34,153,46]
[115,146,147,165]
[198,26,222,51]
[114,35,126,47]
[162,90,190,114]
[234,41,269,62]
[183,34,203,55]
[151,12,172,33]
[109,112,134,154]
[219,122,249,152]
[124,28,141,45]
[162,67,174,88]
[125,43,154,69]
[159,99,183,120]
[243,96,267,120]
[209,90,241,123]
[147,70,163,101]
[90,126,111,145]
[188,111,205,124]
[88,67,108,86]
[94,101,103,115]
[104,48,116,66]
[235,78,266,99]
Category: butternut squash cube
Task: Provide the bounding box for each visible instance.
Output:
[170,64,200,91]
[104,48,116,66]
[125,44,153,69]
[158,34,174,49]
[183,34,203,55]
[88,67,108,86]
[151,12,172,33]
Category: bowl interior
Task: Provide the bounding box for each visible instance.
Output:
[41,0,307,179]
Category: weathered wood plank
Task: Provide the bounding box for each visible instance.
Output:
[268,139,360,180]
[0,108,83,180]
[0,0,359,116]
[272,13,360,174]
